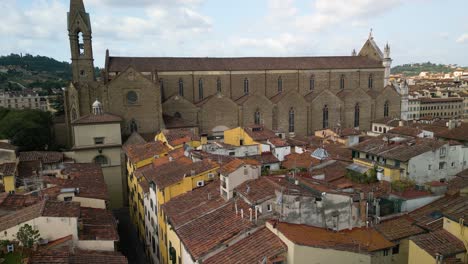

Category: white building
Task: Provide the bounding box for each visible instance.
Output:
[219,159,261,200]
[0,90,48,111]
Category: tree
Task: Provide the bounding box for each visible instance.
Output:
[16,224,40,249]
[0,108,53,151]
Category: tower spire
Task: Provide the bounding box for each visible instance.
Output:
[70,0,85,14]
[368,28,373,39]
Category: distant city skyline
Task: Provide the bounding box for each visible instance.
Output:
[1,0,467,67]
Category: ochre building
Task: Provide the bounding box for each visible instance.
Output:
[64,0,402,142]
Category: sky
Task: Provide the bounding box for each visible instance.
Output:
[1,0,467,67]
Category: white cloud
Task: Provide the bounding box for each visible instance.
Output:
[456,33,468,43]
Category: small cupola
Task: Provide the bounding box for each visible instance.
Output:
[92,99,103,115]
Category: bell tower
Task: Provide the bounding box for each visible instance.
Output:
[68,0,95,83]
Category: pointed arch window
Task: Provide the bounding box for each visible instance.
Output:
[71,108,77,121]
[310,74,315,91]
[340,74,345,90]
[322,105,329,129]
[384,101,389,117]
[178,78,184,96]
[368,74,374,89]
[244,78,249,95]
[77,32,85,56]
[159,78,165,101]
[216,78,222,92]
[288,107,295,133]
[278,77,283,93]
[198,78,204,100]
[254,109,261,125]
[354,103,360,128]
[130,119,138,132]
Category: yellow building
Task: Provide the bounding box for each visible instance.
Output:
[124,140,171,240]
[224,125,278,153]
[143,158,219,264]
[155,128,201,149]
[353,158,402,182]
[408,228,466,264]
[266,221,395,264]
[0,162,16,193]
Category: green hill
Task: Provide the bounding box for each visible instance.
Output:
[391,62,467,76]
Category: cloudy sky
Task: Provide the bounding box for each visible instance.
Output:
[1,0,467,67]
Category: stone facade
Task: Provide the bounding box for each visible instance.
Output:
[64,0,402,144]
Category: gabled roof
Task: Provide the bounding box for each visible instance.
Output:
[219,158,260,175]
[124,141,171,164]
[272,221,393,253]
[107,56,384,73]
[243,125,277,142]
[176,200,255,260]
[71,113,122,125]
[19,151,64,164]
[79,207,119,241]
[411,229,465,257]
[204,227,287,264]
[375,216,425,241]
[0,162,16,176]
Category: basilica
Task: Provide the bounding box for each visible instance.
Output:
[65,0,402,143]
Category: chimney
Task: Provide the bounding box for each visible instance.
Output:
[398,120,404,127]
[191,170,196,176]
[255,207,258,223]
[235,201,238,215]
[240,209,244,219]
[249,208,253,221]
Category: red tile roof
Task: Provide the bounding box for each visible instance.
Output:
[242,152,279,165]
[272,221,394,253]
[124,141,171,163]
[0,162,16,176]
[41,200,80,218]
[437,123,468,142]
[243,125,277,142]
[204,227,287,264]
[29,249,128,264]
[71,113,122,125]
[411,229,465,257]
[79,207,119,241]
[268,137,289,147]
[0,194,40,210]
[388,126,423,137]
[219,158,260,175]
[375,216,425,241]
[282,152,319,169]
[162,180,225,228]
[107,56,384,72]
[42,163,109,201]
[176,200,255,260]
[19,151,63,164]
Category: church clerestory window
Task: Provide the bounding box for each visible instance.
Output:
[310,75,315,91]
[244,78,249,95]
[254,109,261,125]
[199,78,204,100]
[127,91,138,104]
[384,101,389,117]
[354,103,360,128]
[323,105,329,129]
[368,74,373,89]
[178,78,184,96]
[278,77,283,93]
[217,78,222,93]
[340,74,345,90]
[288,107,295,133]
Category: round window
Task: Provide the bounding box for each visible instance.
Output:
[127,91,138,104]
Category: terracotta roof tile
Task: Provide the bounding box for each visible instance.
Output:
[282,152,319,169]
[388,126,423,137]
[0,162,16,176]
[243,125,277,142]
[42,200,80,218]
[162,128,200,144]
[124,141,171,163]
[219,158,260,175]
[162,180,225,228]
[411,229,465,257]
[204,227,287,264]
[79,207,119,241]
[71,113,122,125]
[30,249,128,264]
[375,216,425,241]
[0,194,40,210]
[242,152,279,165]
[19,151,64,164]
[268,137,289,147]
[108,56,384,72]
[273,221,394,253]
[177,200,255,260]
[42,163,109,201]
[437,123,468,142]
[447,170,468,195]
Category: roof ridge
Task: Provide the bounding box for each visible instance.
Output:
[174,202,233,230]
